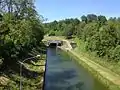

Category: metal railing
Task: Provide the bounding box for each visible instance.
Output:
[18,55,41,90]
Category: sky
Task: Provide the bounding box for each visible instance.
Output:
[35,0,120,22]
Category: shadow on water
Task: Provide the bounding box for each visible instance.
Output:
[45,69,83,90]
[44,48,84,90]
[44,48,109,90]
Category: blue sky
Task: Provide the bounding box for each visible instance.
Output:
[35,0,120,22]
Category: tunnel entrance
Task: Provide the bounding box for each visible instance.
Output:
[48,40,63,48]
[49,43,57,47]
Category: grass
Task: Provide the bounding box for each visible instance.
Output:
[58,37,120,90]
[25,55,46,73]
[73,37,120,76]
[66,50,120,90]
[43,36,65,41]
[0,50,46,90]
[66,37,120,90]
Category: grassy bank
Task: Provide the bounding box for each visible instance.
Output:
[0,47,46,90]
[59,47,120,90]
[68,37,120,90]
[73,37,120,76]
[58,37,120,90]
[68,50,120,90]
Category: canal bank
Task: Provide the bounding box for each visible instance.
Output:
[59,40,120,90]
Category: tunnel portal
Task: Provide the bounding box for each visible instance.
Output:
[48,40,63,47]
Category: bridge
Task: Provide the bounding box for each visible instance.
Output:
[42,36,64,47]
[43,40,63,47]
[43,36,76,48]
[48,40,63,47]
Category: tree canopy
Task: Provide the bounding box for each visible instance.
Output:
[45,14,120,62]
[0,0,44,68]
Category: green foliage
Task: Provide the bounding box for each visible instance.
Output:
[111,45,120,61]
[87,14,97,22]
[81,15,87,23]
[98,15,107,25]
[44,18,80,38]
[49,30,55,36]
[0,0,45,88]
[45,14,120,62]
[0,0,44,61]
[64,24,74,38]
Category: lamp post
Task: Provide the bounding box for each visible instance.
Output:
[19,55,41,90]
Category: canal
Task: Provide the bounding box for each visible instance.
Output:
[44,48,109,90]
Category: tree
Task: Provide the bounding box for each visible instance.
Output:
[98,15,107,25]
[64,24,74,39]
[117,17,120,22]
[109,17,116,22]
[44,14,120,62]
[0,0,36,20]
[87,14,97,22]
[73,18,80,25]
[76,22,86,38]
[0,0,44,67]
[81,15,87,23]
[82,22,99,41]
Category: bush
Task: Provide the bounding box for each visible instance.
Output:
[111,45,120,61]
[48,30,55,36]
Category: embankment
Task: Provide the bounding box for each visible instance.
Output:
[59,40,120,90]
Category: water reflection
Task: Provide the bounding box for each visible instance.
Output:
[45,68,84,90]
[67,82,84,90]
[44,48,109,90]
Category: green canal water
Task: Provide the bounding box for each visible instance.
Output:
[44,48,109,90]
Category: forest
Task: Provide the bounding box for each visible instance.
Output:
[45,14,120,62]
